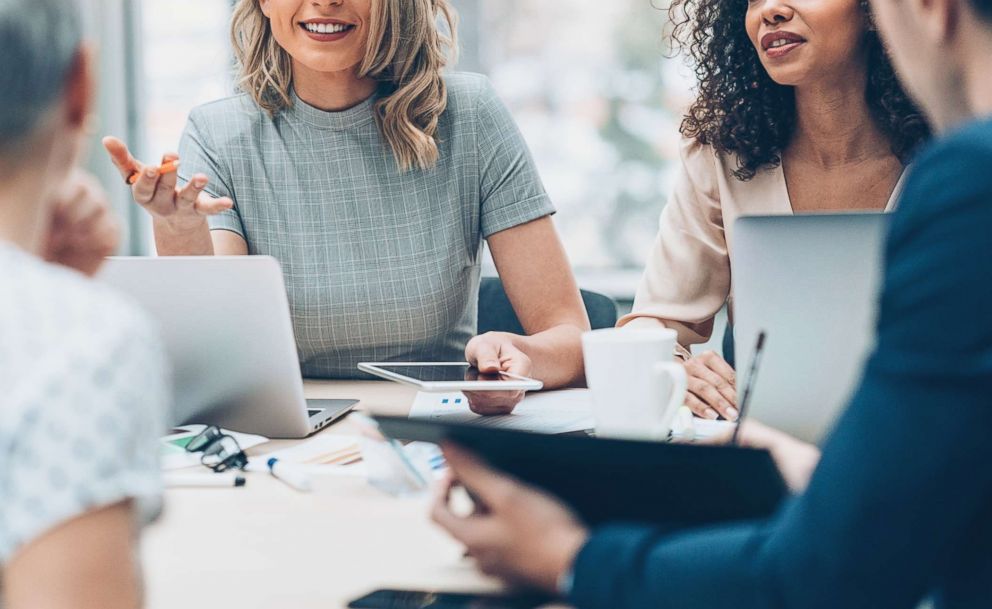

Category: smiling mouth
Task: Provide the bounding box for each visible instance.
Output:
[761,31,807,58]
[768,39,798,49]
[762,38,806,59]
[300,22,356,35]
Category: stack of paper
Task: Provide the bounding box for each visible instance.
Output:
[408,391,736,441]
[408,389,595,434]
[671,415,736,441]
[248,435,363,472]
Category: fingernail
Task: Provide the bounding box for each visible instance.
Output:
[726,407,740,421]
[145,168,157,178]
[704,408,719,420]
[193,178,207,188]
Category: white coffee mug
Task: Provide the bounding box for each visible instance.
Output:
[582,327,688,440]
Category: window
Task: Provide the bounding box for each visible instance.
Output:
[455,0,693,276]
[105,0,232,253]
[81,0,144,253]
[142,0,233,163]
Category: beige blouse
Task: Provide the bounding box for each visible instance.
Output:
[618,137,902,354]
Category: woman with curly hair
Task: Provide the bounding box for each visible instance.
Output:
[618,0,930,420]
[101,0,591,414]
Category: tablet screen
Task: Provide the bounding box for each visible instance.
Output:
[375,364,507,383]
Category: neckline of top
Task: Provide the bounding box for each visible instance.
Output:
[774,162,907,214]
[286,88,378,130]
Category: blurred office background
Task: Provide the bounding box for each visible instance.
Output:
[84,0,696,312]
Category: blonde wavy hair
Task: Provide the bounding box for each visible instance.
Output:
[231,0,458,172]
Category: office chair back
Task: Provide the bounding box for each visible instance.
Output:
[477,277,618,335]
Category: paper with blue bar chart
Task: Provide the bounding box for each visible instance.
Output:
[408,389,596,434]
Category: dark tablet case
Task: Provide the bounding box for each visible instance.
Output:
[375,416,789,528]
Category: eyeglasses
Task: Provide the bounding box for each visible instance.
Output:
[185,426,248,473]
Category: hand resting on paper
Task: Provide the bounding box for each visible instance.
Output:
[683,350,739,421]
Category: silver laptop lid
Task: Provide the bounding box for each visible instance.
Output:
[732,213,889,445]
[98,256,311,437]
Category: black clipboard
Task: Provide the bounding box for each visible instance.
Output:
[375,415,788,527]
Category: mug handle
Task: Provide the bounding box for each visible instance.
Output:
[654,361,689,431]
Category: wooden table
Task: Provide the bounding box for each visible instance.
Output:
[143,381,508,609]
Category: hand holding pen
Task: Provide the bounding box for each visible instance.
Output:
[101,136,234,230]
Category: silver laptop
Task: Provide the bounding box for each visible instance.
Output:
[732,213,889,445]
[98,256,357,438]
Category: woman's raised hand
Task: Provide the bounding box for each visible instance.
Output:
[102,136,233,229]
[43,169,120,277]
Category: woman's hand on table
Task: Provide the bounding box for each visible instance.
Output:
[463,332,532,415]
[683,350,739,421]
[102,136,233,230]
[432,443,588,594]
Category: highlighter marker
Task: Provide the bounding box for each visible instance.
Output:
[126,159,180,185]
[267,457,313,493]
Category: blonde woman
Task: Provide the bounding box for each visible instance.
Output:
[103,0,589,414]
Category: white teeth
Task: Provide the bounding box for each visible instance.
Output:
[304,22,349,34]
[770,39,796,48]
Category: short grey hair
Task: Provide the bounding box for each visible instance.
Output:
[0,0,83,147]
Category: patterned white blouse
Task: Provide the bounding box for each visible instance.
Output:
[0,242,169,564]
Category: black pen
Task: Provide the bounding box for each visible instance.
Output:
[731,331,767,446]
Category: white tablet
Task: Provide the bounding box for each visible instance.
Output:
[357,363,544,392]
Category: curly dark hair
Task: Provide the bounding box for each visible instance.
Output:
[668,0,931,181]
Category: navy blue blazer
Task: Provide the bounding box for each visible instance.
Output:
[570,117,992,609]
